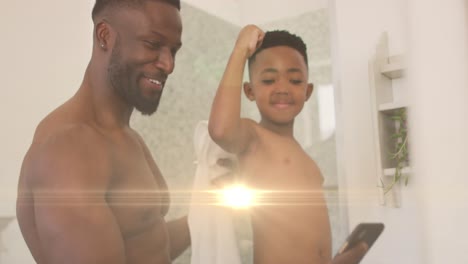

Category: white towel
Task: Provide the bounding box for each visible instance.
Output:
[188,120,242,264]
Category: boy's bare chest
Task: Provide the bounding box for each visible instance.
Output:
[240,141,322,189]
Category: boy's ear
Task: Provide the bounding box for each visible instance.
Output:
[305,83,314,101]
[243,82,255,101]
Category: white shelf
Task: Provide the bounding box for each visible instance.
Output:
[378,102,408,112]
[383,167,411,177]
[380,54,406,79]
[369,32,409,208]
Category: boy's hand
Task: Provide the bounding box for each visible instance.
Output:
[235,25,265,58]
[330,242,368,264]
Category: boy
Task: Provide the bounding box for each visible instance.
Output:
[208,25,332,264]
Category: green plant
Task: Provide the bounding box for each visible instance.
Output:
[381,108,409,194]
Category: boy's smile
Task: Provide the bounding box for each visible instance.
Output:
[245,46,313,127]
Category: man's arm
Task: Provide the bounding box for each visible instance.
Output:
[132,131,191,259]
[27,127,126,264]
[166,216,190,260]
[208,25,265,154]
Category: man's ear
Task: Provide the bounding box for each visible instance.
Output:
[305,83,314,101]
[243,82,255,101]
[95,20,112,49]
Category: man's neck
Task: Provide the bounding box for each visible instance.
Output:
[78,64,134,129]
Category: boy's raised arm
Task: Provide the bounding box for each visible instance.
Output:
[208,25,264,154]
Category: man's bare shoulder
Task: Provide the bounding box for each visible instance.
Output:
[23,120,111,190]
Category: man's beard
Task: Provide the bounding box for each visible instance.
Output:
[108,39,162,116]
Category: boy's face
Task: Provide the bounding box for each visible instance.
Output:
[245,46,313,126]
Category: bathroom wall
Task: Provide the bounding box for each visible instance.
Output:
[407,0,468,262]
[1,0,94,263]
[183,0,328,26]
[329,0,426,263]
[330,0,467,263]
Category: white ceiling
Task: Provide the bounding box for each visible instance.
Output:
[182,0,328,26]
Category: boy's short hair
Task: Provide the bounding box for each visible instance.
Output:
[92,0,181,20]
[248,30,308,68]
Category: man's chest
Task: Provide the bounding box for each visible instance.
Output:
[105,132,170,238]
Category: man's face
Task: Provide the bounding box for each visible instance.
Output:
[108,1,182,115]
[247,46,312,126]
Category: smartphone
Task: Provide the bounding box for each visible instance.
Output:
[335,223,384,258]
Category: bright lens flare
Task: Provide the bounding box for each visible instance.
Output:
[219,185,255,209]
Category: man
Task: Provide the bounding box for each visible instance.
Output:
[17,1,188,263]
[16,1,367,263]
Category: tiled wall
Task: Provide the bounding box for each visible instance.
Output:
[130,3,345,263]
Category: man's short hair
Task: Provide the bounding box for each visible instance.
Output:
[248,30,308,68]
[92,0,181,20]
